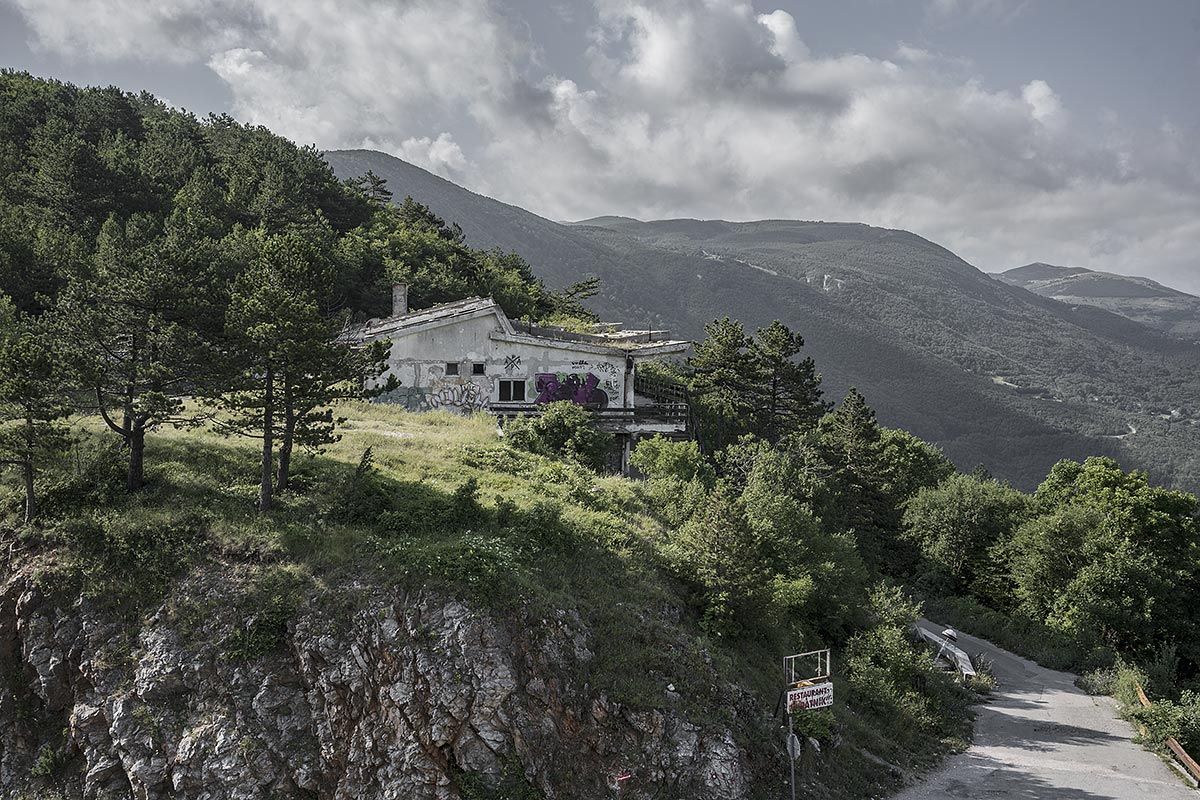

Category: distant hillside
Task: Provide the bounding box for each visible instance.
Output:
[999,262,1200,340]
[324,150,1200,492]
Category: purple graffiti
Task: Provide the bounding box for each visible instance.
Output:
[534,372,610,409]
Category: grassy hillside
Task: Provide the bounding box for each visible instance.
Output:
[323,150,1200,492]
[0,404,973,798]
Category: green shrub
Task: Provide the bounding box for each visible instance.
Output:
[503,402,613,472]
[1077,665,1119,696]
[458,444,536,476]
[29,742,62,778]
[1131,690,1200,754]
[225,567,307,661]
[453,755,543,800]
[1111,661,1149,709]
[54,512,206,608]
[335,448,393,523]
[629,437,712,483]
[39,439,126,516]
[646,476,710,527]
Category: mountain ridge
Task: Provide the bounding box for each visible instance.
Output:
[999,261,1200,340]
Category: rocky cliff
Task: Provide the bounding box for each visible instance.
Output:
[0,566,753,800]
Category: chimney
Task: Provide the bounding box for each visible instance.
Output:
[392,283,408,317]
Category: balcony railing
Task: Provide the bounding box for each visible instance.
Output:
[493,402,690,426]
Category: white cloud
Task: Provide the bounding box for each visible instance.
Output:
[396,134,470,178]
[894,43,933,63]
[1022,79,1065,127]
[10,0,1200,292]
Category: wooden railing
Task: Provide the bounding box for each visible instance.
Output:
[633,372,689,404]
[1135,682,1200,784]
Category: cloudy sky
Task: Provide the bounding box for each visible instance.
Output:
[3,0,1199,289]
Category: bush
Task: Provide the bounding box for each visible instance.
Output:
[645,476,710,527]
[335,448,392,523]
[54,512,207,608]
[1131,690,1200,754]
[843,583,970,756]
[226,568,307,661]
[39,438,126,517]
[629,437,712,483]
[503,402,613,472]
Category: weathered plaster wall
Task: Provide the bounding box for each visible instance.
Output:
[370,318,628,415]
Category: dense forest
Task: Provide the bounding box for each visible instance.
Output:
[3,71,1200,796]
[0,70,595,515]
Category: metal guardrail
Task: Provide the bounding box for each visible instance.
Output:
[915,627,977,678]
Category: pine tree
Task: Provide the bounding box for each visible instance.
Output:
[351,170,393,205]
[0,300,73,523]
[220,236,391,510]
[66,212,224,491]
[689,317,757,452]
[747,320,829,441]
[818,388,896,572]
[221,260,323,511]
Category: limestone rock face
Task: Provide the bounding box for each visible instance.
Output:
[0,573,755,799]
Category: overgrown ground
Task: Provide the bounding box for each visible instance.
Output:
[0,403,974,799]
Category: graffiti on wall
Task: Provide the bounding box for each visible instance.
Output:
[376,381,489,414]
[428,381,489,412]
[535,372,610,409]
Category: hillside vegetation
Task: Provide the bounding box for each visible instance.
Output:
[2,403,977,799]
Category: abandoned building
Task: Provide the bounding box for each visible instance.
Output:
[353,284,692,472]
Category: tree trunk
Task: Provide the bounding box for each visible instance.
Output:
[276,382,295,494]
[127,426,145,492]
[22,459,35,525]
[260,366,274,513]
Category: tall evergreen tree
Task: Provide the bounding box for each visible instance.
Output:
[0,299,73,523]
[747,320,829,441]
[351,170,393,205]
[67,212,224,491]
[689,317,757,452]
[220,234,390,509]
[818,388,898,572]
[220,261,323,511]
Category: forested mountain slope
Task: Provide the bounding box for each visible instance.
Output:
[324,150,1200,491]
[1000,262,1200,341]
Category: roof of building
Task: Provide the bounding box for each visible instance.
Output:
[353,296,690,357]
[353,296,511,340]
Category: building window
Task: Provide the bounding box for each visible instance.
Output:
[445,362,459,376]
[472,362,486,376]
[499,379,526,402]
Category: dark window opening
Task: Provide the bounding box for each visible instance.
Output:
[499,379,526,402]
[472,362,486,375]
[445,362,459,376]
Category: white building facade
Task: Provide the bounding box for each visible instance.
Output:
[353,288,692,471]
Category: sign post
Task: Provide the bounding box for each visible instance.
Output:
[787,682,834,712]
[781,649,833,800]
[614,772,632,799]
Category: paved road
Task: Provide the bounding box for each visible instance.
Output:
[894,621,1195,800]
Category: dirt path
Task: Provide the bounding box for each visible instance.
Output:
[893,621,1194,799]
